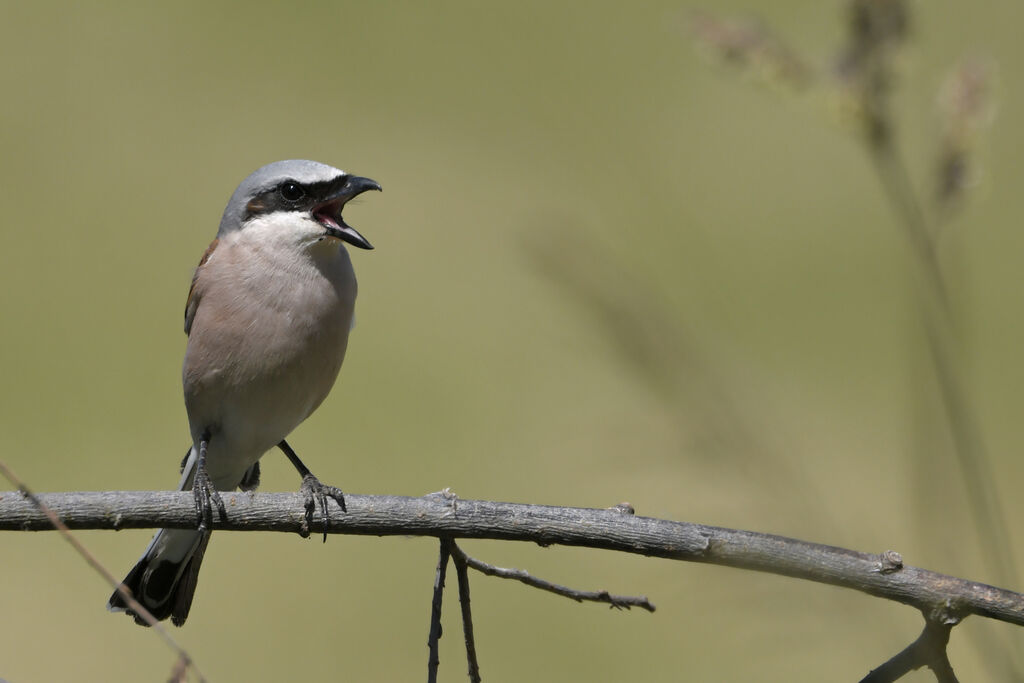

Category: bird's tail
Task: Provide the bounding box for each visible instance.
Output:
[107,447,209,626]
[106,527,210,626]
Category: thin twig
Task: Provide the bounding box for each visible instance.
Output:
[427,539,451,683]
[861,612,959,683]
[0,462,205,683]
[449,542,656,612]
[449,541,482,683]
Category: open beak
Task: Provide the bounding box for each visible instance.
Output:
[313,175,381,250]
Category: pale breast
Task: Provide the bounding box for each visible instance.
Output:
[182,238,357,463]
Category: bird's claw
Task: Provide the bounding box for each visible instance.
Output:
[299,473,346,542]
[193,464,226,531]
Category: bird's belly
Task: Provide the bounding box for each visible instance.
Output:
[220,331,347,449]
[182,288,353,486]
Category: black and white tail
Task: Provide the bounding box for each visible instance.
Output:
[107,449,209,627]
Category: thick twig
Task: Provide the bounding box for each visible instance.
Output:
[861,611,959,683]
[449,541,654,612]
[427,539,451,683]
[0,467,205,683]
[4,490,1024,630]
[449,541,482,683]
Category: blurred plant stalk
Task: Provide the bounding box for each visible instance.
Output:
[833,0,1012,588]
[693,0,1011,675]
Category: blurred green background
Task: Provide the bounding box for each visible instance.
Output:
[2,1,1023,680]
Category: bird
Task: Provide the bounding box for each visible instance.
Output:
[107,159,380,626]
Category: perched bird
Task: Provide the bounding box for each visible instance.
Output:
[108,160,380,626]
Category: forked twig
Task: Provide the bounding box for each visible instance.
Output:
[426,535,651,682]
[861,612,959,683]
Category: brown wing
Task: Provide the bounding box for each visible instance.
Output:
[184,238,218,336]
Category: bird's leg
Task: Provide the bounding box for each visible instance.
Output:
[277,439,346,542]
[238,461,261,491]
[193,429,227,531]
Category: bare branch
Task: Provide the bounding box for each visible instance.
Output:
[4,490,1024,630]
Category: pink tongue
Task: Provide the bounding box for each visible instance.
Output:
[315,203,344,229]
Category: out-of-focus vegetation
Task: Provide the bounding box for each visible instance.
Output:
[1,2,1022,680]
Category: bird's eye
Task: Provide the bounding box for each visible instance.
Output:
[279,181,305,201]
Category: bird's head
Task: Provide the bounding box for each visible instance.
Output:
[218,159,381,251]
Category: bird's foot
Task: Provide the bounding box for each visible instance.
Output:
[192,446,226,531]
[299,473,346,542]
